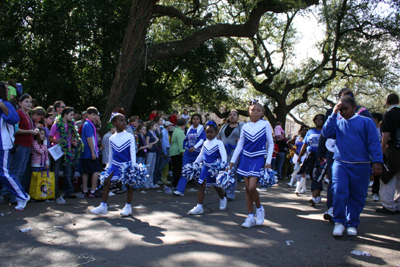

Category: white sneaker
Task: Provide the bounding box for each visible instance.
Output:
[108,191,115,196]
[309,197,316,207]
[372,193,379,202]
[189,206,203,215]
[257,187,268,192]
[241,216,256,228]
[315,196,321,204]
[173,190,184,196]
[120,205,133,217]
[151,184,160,189]
[324,178,330,184]
[333,223,345,236]
[219,197,227,210]
[346,227,357,236]
[369,181,374,187]
[90,205,108,215]
[255,206,265,226]
[15,195,30,211]
[323,207,334,222]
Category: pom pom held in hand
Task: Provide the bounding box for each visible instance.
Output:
[216,169,235,189]
[258,168,276,188]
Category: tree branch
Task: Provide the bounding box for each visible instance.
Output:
[288,112,306,126]
[148,0,319,64]
[153,5,211,27]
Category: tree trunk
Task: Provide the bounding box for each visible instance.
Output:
[101,0,158,133]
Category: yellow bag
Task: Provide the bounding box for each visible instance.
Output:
[29,170,55,200]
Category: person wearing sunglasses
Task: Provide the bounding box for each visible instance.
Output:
[53,100,66,116]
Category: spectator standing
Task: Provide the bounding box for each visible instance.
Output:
[145,121,159,189]
[75,111,87,128]
[169,110,178,126]
[217,109,244,200]
[149,109,158,121]
[53,100,65,116]
[160,121,172,185]
[376,93,400,215]
[0,82,30,210]
[49,106,83,198]
[169,118,187,188]
[181,109,190,121]
[80,107,101,197]
[136,125,148,165]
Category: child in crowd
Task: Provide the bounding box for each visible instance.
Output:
[101,122,115,168]
[145,121,159,189]
[188,121,228,215]
[137,124,148,164]
[0,82,30,210]
[228,100,274,228]
[322,96,383,236]
[271,136,279,171]
[43,113,54,150]
[80,107,101,197]
[287,125,308,191]
[274,121,285,141]
[90,113,138,216]
[31,128,49,171]
[297,114,325,206]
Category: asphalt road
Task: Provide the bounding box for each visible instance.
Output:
[0,179,399,267]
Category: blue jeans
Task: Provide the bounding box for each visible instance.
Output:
[3,145,31,201]
[137,156,146,165]
[275,152,285,179]
[145,152,157,187]
[51,156,74,197]
[176,150,199,193]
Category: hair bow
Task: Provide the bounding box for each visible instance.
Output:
[206,120,217,128]
[250,99,259,105]
[109,111,118,122]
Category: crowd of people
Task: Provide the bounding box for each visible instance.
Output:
[0,79,399,237]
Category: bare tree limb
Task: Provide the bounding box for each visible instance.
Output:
[288,112,306,126]
[153,5,211,27]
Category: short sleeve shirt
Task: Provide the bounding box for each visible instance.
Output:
[81,121,96,159]
[304,128,321,153]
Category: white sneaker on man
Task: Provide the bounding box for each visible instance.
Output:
[189,206,203,215]
[15,195,30,211]
[323,207,334,222]
[346,227,357,236]
[315,196,321,204]
[241,216,256,228]
[120,205,133,217]
[255,206,265,226]
[173,190,184,196]
[219,197,227,210]
[372,193,380,202]
[333,223,345,236]
[90,205,108,215]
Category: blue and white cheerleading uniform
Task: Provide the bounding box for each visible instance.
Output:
[194,138,227,186]
[230,119,274,177]
[100,131,136,184]
[176,125,206,193]
[322,113,383,228]
[0,100,28,201]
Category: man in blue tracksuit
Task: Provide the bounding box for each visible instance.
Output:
[0,82,30,210]
[322,95,383,237]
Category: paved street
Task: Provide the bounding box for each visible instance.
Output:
[1,180,399,267]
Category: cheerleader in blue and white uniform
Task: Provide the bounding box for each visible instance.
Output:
[229,100,274,228]
[173,114,206,196]
[91,113,142,217]
[188,121,228,215]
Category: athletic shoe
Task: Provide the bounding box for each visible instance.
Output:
[219,197,227,210]
[173,190,184,196]
[241,216,256,228]
[189,206,203,215]
[286,183,293,188]
[88,193,96,198]
[372,193,379,202]
[120,205,133,217]
[309,197,316,207]
[257,187,268,192]
[346,227,357,236]
[324,178,330,184]
[80,192,89,198]
[15,195,30,211]
[157,181,163,185]
[151,184,160,189]
[369,181,374,187]
[315,196,321,204]
[323,207,334,222]
[333,223,345,236]
[255,206,265,226]
[64,193,77,198]
[376,207,396,215]
[108,191,115,196]
[90,205,108,215]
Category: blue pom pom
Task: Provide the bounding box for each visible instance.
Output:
[122,162,148,187]
[182,162,203,181]
[258,168,276,188]
[208,159,229,178]
[216,168,235,189]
